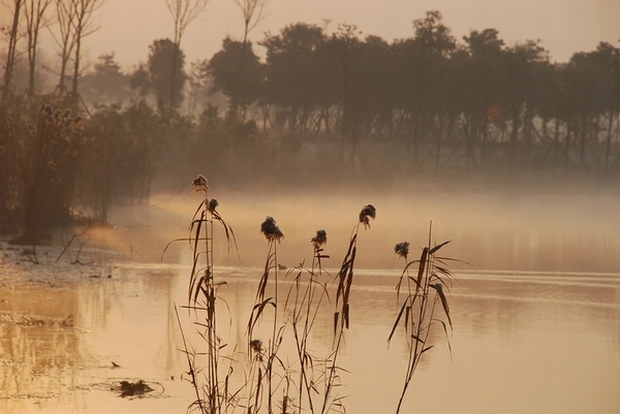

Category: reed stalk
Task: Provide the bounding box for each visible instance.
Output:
[283,229,329,413]
[389,224,455,414]
[165,174,239,414]
[246,216,285,413]
[320,204,375,414]
[170,177,457,414]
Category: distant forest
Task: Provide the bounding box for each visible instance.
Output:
[1,4,620,241]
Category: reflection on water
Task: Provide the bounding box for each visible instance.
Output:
[2,262,619,413]
[0,264,190,414]
[342,269,620,414]
[0,287,81,407]
[3,187,620,413]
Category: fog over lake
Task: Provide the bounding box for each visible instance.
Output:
[3,179,618,413]
[2,0,620,410]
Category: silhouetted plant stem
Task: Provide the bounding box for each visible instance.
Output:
[248,216,285,413]
[166,175,239,414]
[175,305,207,413]
[286,230,328,413]
[391,225,454,414]
[322,205,375,414]
[172,183,457,414]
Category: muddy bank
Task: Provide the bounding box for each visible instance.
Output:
[0,239,118,289]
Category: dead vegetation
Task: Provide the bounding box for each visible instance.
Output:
[170,176,457,413]
[0,313,74,328]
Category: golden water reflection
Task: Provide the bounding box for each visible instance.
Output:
[1,263,619,413]
[0,264,189,414]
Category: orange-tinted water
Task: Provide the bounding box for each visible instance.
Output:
[2,187,620,413]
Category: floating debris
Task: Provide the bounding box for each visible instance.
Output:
[113,380,154,398]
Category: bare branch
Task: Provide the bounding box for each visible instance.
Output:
[165,0,208,45]
[232,0,268,42]
[2,0,25,98]
[23,0,54,95]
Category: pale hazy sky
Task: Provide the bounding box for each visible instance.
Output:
[53,0,620,68]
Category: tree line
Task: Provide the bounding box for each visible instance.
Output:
[204,12,620,174]
[1,5,619,242]
[80,11,620,176]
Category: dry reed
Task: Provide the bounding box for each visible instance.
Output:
[168,177,456,414]
[389,225,456,414]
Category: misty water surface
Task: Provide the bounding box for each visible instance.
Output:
[2,185,620,413]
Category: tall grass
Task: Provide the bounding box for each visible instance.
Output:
[389,226,456,414]
[284,229,330,413]
[165,174,239,413]
[171,176,455,414]
[246,215,285,413]
[321,204,375,414]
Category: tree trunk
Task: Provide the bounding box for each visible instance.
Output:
[553,118,561,169]
[2,0,23,99]
[168,43,180,115]
[604,111,614,174]
[564,121,572,169]
[579,114,588,168]
[508,109,520,166]
[71,35,82,95]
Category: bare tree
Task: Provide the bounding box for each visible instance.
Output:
[24,0,53,96]
[1,0,25,99]
[230,0,267,117]
[232,0,267,47]
[166,0,208,46]
[69,0,102,95]
[165,0,208,112]
[52,0,101,95]
[52,0,75,92]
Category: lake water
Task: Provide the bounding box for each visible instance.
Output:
[2,185,620,413]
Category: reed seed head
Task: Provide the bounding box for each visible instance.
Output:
[394,241,410,259]
[311,229,327,249]
[191,174,209,195]
[261,216,284,242]
[359,204,376,229]
[208,198,219,211]
[250,339,263,353]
